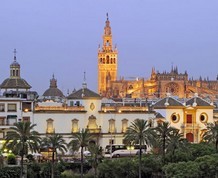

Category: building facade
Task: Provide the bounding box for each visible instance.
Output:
[97,16,218,100]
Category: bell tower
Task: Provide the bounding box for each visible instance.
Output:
[98,13,118,95]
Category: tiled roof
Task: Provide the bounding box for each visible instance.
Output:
[0,78,31,89]
[186,97,211,106]
[67,88,101,99]
[155,112,165,119]
[154,97,184,107]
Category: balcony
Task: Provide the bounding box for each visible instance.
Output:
[34,106,85,112]
[181,123,200,129]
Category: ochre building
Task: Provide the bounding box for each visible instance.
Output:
[98,15,218,100]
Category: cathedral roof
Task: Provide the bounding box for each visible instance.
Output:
[0,78,31,89]
[43,75,64,97]
[67,88,101,99]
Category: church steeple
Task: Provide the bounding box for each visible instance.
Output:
[10,49,21,78]
[98,14,118,95]
[104,13,112,36]
[50,74,57,88]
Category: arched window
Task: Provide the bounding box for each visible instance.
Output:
[109,119,115,133]
[122,119,128,133]
[72,119,79,133]
[46,118,54,134]
[106,56,109,64]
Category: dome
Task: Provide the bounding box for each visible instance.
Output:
[0,78,31,89]
[43,75,64,97]
[43,88,64,97]
[10,60,20,67]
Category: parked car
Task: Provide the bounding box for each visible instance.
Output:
[112,149,145,158]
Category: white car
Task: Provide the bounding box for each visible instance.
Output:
[112,149,144,158]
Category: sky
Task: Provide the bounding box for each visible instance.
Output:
[0,0,218,96]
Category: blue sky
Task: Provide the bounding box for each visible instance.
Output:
[0,0,218,95]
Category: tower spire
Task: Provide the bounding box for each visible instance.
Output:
[106,12,109,20]
[13,49,17,62]
[82,71,87,89]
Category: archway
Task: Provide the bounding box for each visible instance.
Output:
[186,133,194,142]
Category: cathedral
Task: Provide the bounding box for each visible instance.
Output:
[0,14,217,154]
[98,15,218,101]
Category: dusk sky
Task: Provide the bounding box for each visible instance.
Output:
[0,0,218,96]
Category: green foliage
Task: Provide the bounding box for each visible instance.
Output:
[165,148,191,163]
[27,162,41,178]
[141,154,162,177]
[26,154,35,162]
[189,142,216,160]
[3,122,41,178]
[0,166,21,178]
[196,154,218,178]
[7,154,16,165]
[163,154,218,178]
[98,158,138,178]
[163,161,200,178]
[40,162,67,178]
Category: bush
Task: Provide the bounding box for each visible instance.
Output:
[7,154,16,165]
[0,166,21,178]
[27,162,41,178]
[163,154,218,178]
[98,158,138,178]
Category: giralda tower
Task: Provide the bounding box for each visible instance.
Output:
[98,14,118,95]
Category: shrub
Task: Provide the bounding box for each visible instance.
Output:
[0,166,21,178]
[7,154,16,165]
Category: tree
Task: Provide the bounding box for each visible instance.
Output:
[124,119,153,178]
[153,122,176,163]
[4,122,41,178]
[203,122,218,152]
[71,129,92,178]
[68,139,80,156]
[166,129,188,162]
[88,143,103,178]
[41,134,67,178]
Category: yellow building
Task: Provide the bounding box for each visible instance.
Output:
[98,14,118,96]
[97,16,218,100]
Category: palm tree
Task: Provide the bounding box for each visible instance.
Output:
[88,143,103,178]
[124,119,153,178]
[166,129,188,162]
[71,129,92,178]
[68,139,80,156]
[3,122,41,178]
[153,122,176,163]
[203,122,218,152]
[41,134,67,178]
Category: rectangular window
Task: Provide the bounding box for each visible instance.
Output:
[0,117,5,125]
[70,101,74,106]
[8,104,17,112]
[0,104,5,112]
[187,114,192,123]
[22,102,31,112]
[109,139,114,145]
[23,117,30,122]
[7,115,17,125]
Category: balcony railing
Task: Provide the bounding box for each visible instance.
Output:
[35,106,85,111]
[181,123,200,129]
